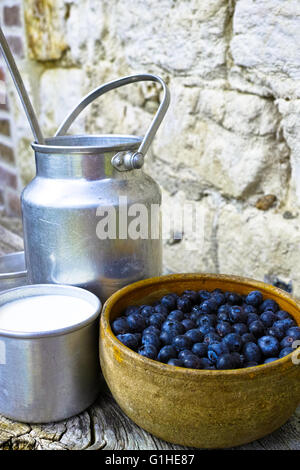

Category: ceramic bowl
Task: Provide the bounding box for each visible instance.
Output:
[100,273,300,448]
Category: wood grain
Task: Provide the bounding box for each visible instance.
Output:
[0,216,299,450]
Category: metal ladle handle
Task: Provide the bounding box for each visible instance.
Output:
[0,26,44,144]
[55,74,170,170]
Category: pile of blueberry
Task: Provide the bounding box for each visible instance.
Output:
[111,288,300,370]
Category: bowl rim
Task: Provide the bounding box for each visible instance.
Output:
[101,273,300,378]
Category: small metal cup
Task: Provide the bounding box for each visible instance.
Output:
[0,284,101,423]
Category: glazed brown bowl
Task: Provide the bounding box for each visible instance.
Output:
[100,274,300,448]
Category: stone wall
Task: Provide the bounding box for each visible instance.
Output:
[2,0,300,294]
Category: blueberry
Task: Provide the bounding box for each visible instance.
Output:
[259,299,279,313]
[286,326,300,341]
[280,317,296,330]
[191,304,202,315]
[226,292,243,305]
[198,325,215,336]
[198,290,211,301]
[276,310,291,321]
[244,361,259,368]
[245,290,263,307]
[197,314,217,329]
[183,354,202,369]
[267,324,286,340]
[117,333,140,350]
[192,342,208,358]
[233,323,248,336]
[246,313,260,326]
[138,344,157,359]
[258,335,280,357]
[162,320,185,336]
[124,305,141,316]
[199,300,212,315]
[161,294,177,311]
[217,304,231,322]
[157,345,177,363]
[167,358,183,367]
[260,311,277,327]
[243,304,257,315]
[184,329,204,343]
[173,335,193,352]
[280,335,295,348]
[190,305,202,323]
[264,357,278,364]
[181,318,196,331]
[243,342,262,363]
[178,349,195,360]
[229,305,247,324]
[154,304,169,316]
[279,347,293,358]
[112,317,130,335]
[140,305,155,319]
[199,357,216,370]
[216,321,233,337]
[212,288,224,295]
[167,310,184,322]
[273,319,290,333]
[211,292,225,307]
[176,296,192,313]
[127,313,147,332]
[159,330,174,345]
[216,353,239,370]
[231,352,244,368]
[222,333,243,352]
[141,333,161,349]
[203,332,222,345]
[249,320,265,338]
[241,332,256,345]
[204,298,219,313]
[149,313,165,329]
[143,326,160,336]
[182,290,200,304]
[207,342,230,363]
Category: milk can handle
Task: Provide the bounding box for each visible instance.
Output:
[55,74,170,168]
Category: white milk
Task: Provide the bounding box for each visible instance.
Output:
[0,295,95,333]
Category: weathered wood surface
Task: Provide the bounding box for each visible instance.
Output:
[0,216,299,450]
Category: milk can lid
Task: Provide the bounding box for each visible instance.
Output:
[32,134,142,155]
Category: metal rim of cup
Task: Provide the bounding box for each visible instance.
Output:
[0,284,101,339]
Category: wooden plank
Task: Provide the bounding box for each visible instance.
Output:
[0,383,299,450]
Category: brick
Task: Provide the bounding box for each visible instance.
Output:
[5,188,21,216]
[4,6,21,27]
[0,67,8,110]
[0,164,17,189]
[0,143,15,165]
[0,119,10,137]
[0,100,9,112]
[0,66,9,111]
[0,68,5,82]
[7,36,24,58]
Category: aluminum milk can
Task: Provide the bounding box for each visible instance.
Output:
[21,74,170,301]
